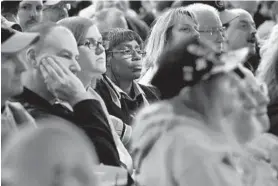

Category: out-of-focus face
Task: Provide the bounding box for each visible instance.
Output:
[210,72,258,144]
[108,40,144,81]
[226,11,257,53]
[243,70,270,133]
[78,25,106,76]
[197,12,225,53]
[1,51,28,99]
[17,0,43,31]
[167,16,200,49]
[35,27,80,75]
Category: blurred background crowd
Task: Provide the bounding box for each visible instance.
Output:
[1,0,278,186]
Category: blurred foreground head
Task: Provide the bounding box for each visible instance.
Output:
[2,121,99,186]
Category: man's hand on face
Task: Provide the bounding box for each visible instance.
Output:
[39,56,91,106]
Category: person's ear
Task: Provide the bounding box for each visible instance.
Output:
[106,55,112,68]
[26,48,38,68]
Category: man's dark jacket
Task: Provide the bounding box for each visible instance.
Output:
[14,88,121,166]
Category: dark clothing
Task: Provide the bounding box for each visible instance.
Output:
[95,75,160,125]
[125,15,150,41]
[14,88,121,166]
[268,102,278,137]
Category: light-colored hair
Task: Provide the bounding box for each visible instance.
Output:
[142,7,198,76]
[58,16,95,45]
[185,3,220,23]
[257,25,278,104]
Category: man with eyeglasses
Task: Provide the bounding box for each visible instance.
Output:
[186,3,225,53]
[96,28,160,132]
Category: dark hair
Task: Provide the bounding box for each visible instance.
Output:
[101,28,143,51]
[1,0,21,16]
[151,38,213,100]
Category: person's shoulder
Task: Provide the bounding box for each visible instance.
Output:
[138,83,161,99]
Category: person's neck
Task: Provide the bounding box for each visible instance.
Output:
[77,71,101,89]
[23,71,54,102]
[1,96,8,108]
[106,69,133,95]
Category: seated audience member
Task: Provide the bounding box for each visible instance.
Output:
[1,26,39,145]
[139,7,199,85]
[2,122,99,186]
[42,1,70,22]
[14,22,121,167]
[58,17,133,172]
[92,8,128,33]
[186,3,225,53]
[220,9,260,73]
[96,28,160,126]
[1,0,43,31]
[257,24,278,137]
[94,0,150,41]
[132,40,264,186]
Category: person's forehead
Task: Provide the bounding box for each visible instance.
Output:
[115,40,140,48]
[237,13,254,24]
[43,27,78,54]
[197,12,222,28]
[85,25,102,40]
[174,16,198,27]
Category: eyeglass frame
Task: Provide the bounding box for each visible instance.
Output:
[78,39,109,51]
[107,48,146,58]
[198,26,226,36]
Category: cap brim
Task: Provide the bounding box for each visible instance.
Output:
[44,0,61,6]
[2,31,40,53]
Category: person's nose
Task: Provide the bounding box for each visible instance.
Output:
[30,7,39,18]
[95,44,105,56]
[216,30,225,43]
[16,59,28,73]
[192,29,200,39]
[70,59,81,74]
[132,50,142,61]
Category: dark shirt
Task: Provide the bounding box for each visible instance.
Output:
[268,102,278,137]
[14,87,121,166]
[95,75,160,125]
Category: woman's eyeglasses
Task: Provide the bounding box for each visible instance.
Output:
[78,39,109,51]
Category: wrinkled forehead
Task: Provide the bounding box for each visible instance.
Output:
[196,12,222,29]
[232,11,255,24]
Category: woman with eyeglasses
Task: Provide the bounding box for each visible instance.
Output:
[139,7,200,85]
[95,28,160,128]
[58,17,134,175]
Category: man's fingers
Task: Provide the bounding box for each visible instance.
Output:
[41,59,63,82]
[44,57,65,77]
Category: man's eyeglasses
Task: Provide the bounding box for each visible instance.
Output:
[108,48,146,58]
[198,26,226,36]
[78,39,109,50]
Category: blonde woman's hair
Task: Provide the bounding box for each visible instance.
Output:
[257,24,278,104]
[141,7,198,76]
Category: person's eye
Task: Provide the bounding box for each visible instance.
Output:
[36,5,42,11]
[123,49,132,55]
[180,27,191,32]
[21,5,29,10]
[61,53,71,59]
